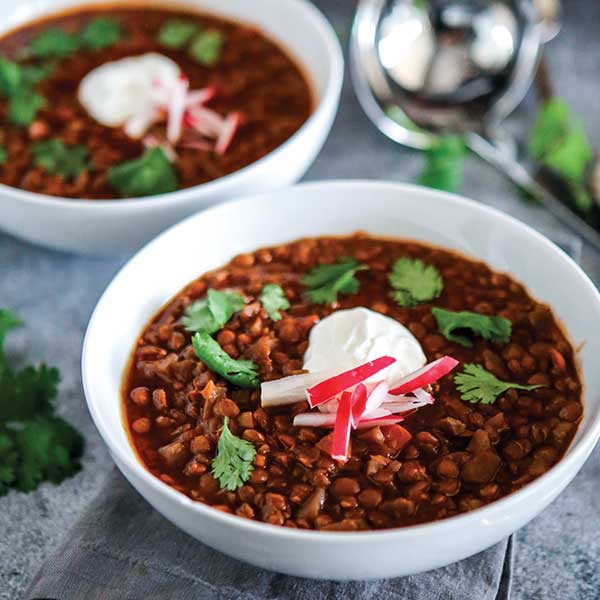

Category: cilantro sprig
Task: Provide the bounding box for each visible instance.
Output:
[419,135,467,192]
[0,58,47,126]
[192,331,259,389]
[0,309,83,495]
[211,416,256,491]
[0,147,6,165]
[303,258,367,305]
[189,30,224,66]
[182,289,245,334]
[260,284,290,321]
[432,308,511,348]
[107,148,178,197]
[27,17,123,58]
[455,364,542,405]
[31,139,90,180]
[389,257,443,307]
[158,19,199,49]
[529,98,593,214]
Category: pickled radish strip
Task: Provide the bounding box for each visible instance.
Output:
[389,356,459,395]
[167,75,189,143]
[306,356,396,407]
[331,391,353,461]
[293,407,391,428]
[215,111,242,155]
[350,383,368,428]
[185,84,217,107]
[413,387,435,404]
[261,371,337,407]
[363,380,389,414]
[356,416,405,429]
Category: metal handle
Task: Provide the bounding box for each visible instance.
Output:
[466,132,600,251]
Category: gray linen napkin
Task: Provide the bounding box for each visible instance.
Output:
[26,469,514,600]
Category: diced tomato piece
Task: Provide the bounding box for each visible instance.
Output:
[381,424,412,454]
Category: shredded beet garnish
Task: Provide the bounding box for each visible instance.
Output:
[306,356,396,407]
[389,356,459,395]
[330,391,354,461]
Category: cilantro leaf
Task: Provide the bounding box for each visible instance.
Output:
[432,307,511,348]
[182,289,245,334]
[12,416,83,491]
[419,135,466,192]
[389,257,443,307]
[303,258,367,305]
[79,18,123,50]
[260,284,290,321]
[8,89,45,127]
[189,30,224,66]
[158,19,199,49]
[28,28,78,59]
[0,147,6,165]
[211,416,256,491]
[0,309,83,496]
[0,58,50,127]
[192,331,259,389]
[31,139,89,180]
[107,148,178,197]
[0,58,21,96]
[455,364,542,405]
[529,98,593,214]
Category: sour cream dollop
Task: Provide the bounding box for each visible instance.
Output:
[78,53,180,128]
[303,307,426,384]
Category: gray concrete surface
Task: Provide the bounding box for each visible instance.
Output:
[1,1,599,598]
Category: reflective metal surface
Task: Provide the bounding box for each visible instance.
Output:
[350,0,600,250]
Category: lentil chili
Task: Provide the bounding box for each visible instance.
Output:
[0,6,313,199]
[122,235,583,531]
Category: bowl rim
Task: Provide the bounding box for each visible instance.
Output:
[0,0,343,209]
[82,179,600,541]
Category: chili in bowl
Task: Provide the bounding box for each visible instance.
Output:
[83,181,600,579]
[0,0,342,253]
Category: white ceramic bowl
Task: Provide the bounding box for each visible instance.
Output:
[83,181,600,580]
[0,0,343,254]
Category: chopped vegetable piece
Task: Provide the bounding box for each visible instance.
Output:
[380,424,412,453]
[31,139,89,180]
[432,307,512,347]
[192,331,259,389]
[28,28,78,58]
[293,410,402,429]
[215,111,241,155]
[0,147,6,165]
[189,30,224,66]
[331,391,353,461]
[79,17,123,50]
[306,356,396,407]
[0,58,20,96]
[389,356,459,395]
[158,19,199,49]
[181,289,245,334]
[0,309,83,496]
[211,416,256,491]
[419,135,467,192]
[166,76,189,144]
[303,258,367,305]
[107,148,178,197]
[350,383,368,428]
[260,284,290,321]
[529,98,594,214]
[8,90,45,127]
[455,364,543,405]
[260,370,338,407]
[389,257,443,307]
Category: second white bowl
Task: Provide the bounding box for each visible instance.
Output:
[0,0,343,254]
